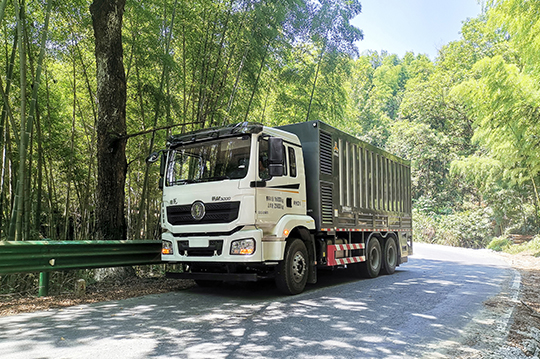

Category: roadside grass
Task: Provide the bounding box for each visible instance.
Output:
[487,235,540,257]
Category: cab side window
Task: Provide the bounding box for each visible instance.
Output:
[288,147,297,177]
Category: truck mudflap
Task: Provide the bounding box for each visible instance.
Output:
[165,271,273,282]
[326,243,366,266]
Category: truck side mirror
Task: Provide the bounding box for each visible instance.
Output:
[159,152,166,177]
[268,137,284,177]
[147,151,160,163]
[147,150,167,188]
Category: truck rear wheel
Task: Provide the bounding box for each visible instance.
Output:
[275,238,308,295]
[353,237,382,278]
[381,237,398,275]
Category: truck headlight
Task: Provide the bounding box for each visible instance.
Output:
[230,239,255,255]
[162,240,174,255]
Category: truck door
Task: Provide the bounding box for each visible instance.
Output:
[255,137,304,227]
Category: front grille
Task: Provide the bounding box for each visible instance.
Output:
[167,201,240,225]
[320,182,333,224]
[177,240,224,257]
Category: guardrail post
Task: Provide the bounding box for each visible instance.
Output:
[38,272,50,297]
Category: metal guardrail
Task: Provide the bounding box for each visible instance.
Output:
[0,240,163,296]
[0,240,162,274]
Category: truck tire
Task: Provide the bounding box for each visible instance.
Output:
[275,238,308,295]
[381,237,398,275]
[354,237,382,278]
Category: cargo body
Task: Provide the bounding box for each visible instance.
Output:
[155,120,412,294]
[278,121,413,263]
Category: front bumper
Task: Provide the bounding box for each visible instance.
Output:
[161,227,286,263]
[165,271,271,282]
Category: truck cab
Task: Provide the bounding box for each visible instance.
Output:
[156,123,315,293]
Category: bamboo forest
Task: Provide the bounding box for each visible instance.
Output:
[0,0,539,251]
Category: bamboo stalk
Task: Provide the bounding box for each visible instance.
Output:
[244,41,270,122]
[134,0,178,239]
[14,0,28,241]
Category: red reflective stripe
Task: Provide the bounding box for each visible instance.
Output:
[326,244,367,266]
[334,256,365,265]
[334,243,364,250]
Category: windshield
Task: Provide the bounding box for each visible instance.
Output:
[166,135,251,186]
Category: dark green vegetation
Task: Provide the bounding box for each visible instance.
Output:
[0,0,538,251]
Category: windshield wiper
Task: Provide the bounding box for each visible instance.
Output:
[174,179,197,185]
[175,175,231,185]
[194,176,231,183]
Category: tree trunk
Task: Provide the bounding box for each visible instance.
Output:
[14,0,28,241]
[244,41,269,122]
[35,108,43,237]
[0,32,17,239]
[27,0,52,239]
[90,0,127,240]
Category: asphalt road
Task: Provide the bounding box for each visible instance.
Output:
[0,243,519,359]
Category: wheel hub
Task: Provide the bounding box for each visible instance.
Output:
[292,252,306,282]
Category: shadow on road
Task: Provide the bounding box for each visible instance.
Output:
[0,252,515,359]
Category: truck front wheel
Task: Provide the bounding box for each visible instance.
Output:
[275,238,308,295]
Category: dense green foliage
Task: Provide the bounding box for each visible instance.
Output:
[349,1,540,247]
[0,0,363,241]
[488,235,540,257]
[0,0,538,249]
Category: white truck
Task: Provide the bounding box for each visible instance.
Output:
[149,120,412,294]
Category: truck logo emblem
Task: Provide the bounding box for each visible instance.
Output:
[191,201,206,220]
